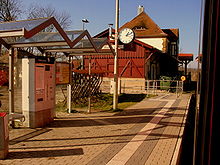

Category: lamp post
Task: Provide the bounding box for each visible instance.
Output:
[113,0,119,110]
[82,19,89,30]
[81,19,89,69]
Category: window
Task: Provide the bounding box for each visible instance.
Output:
[170,42,177,56]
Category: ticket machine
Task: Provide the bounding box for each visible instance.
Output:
[22,56,55,128]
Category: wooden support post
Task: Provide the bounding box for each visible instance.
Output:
[67,56,72,113]
[9,49,15,127]
[88,56,91,113]
[67,84,71,113]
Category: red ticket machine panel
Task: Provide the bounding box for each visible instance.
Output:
[35,64,45,111]
[34,57,55,126]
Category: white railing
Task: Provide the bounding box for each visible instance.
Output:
[100,79,183,97]
[145,80,183,97]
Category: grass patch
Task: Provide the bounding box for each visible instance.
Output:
[146,94,158,98]
[55,102,67,112]
[55,93,156,113]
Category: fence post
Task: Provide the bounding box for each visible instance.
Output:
[176,81,179,97]
[146,80,149,94]
[153,80,155,95]
[181,81,183,96]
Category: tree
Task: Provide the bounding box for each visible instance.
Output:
[27,3,71,31]
[0,0,22,22]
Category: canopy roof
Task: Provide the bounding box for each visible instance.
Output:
[0,18,51,37]
[0,17,115,56]
[178,53,193,61]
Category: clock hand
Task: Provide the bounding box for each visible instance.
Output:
[126,32,133,36]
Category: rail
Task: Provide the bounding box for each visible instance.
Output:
[146,80,183,97]
[100,79,183,97]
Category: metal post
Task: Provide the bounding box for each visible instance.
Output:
[146,80,149,94]
[88,56,91,113]
[67,56,72,113]
[113,0,119,110]
[193,0,204,163]
[181,81,183,95]
[185,60,187,75]
[82,19,89,31]
[81,19,89,70]
[153,80,155,95]
[176,81,179,97]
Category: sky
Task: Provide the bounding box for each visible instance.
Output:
[21,0,203,68]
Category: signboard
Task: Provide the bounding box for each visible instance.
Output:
[181,76,186,81]
[56,62,70,85]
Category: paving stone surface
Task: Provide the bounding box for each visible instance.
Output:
[0,93,191,165]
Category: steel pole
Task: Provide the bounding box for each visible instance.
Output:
[113,0,119,110]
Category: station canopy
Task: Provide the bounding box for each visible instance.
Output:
[178,53,193,61]
[0,17,115,56]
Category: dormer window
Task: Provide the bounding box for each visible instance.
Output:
[132,21,147,31]
[133,26,147,30]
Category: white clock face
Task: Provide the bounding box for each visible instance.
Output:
[118,28,135,44]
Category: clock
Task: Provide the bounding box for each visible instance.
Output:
[118,28,135,44]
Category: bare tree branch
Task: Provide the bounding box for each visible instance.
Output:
[0,0,22,21]
[27,3,72,31]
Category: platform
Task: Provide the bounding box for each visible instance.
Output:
[0,93,191,165]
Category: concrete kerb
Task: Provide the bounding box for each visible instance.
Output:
[170,94,192,165]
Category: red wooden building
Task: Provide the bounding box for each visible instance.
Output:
[84,6,179,81]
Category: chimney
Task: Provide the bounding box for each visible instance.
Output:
[137,5,144,15]
[108,23,113,39]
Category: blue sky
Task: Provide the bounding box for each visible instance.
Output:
[22,0,202,67]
